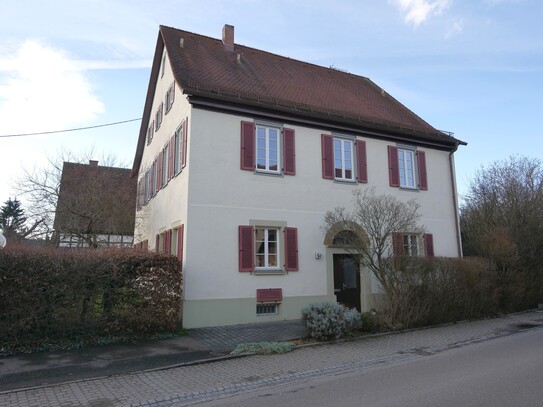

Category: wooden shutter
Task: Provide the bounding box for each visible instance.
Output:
[392,232,404,256]
[388,146,400,187]
[284,227,299,271]
[157,154,163,190]
[283,128,296,175]
[238,225,254,272]
[182,118,188,168]
[155,234,160,253]
[143,240,148,251]
[424,233,434,257]
[240,121,255,171]
[417,150,428,190]
[356,140,368,183]
[177,225,184,263]
[321,134,334,179]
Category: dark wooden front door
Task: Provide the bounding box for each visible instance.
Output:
[333,254,361,311]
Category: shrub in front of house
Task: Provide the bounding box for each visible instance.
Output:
[301,302,361,340]
[0,246,182,355]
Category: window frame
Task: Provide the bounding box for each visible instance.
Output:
[403,233,420,256]
[162,144,169,187]
[165,83,175,113]
[333,137,355,182]
[255,227,281,271]
[398,146,417,189]
[174,123,183,175]
[155,103,163,131]
[255,124,282,175]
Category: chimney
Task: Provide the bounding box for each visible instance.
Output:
[222,24,235,51]
[89,160,98,166]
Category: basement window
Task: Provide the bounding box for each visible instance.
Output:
[256,303,279,316]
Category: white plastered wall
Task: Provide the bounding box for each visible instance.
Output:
[181,107,460,327]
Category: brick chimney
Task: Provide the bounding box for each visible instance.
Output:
[222,24,234,51]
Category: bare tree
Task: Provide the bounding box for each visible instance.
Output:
[460,155,543,308]
[324,188,422,304]
[14,148,136,247]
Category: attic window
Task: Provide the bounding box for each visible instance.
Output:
[161,52,166,78]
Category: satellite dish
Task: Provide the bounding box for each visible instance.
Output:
[0,234,6,248]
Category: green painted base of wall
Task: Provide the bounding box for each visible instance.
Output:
[182,295,335,328]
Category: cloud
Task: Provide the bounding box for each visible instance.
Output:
[0,41,104,135]
[390,0,452,26]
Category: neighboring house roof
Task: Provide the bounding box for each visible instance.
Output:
[54,161,136,236]
[133,24,465,176]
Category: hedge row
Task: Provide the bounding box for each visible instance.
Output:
[381,256,537,330]
[0,246,182,350]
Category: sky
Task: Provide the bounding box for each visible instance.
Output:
[1,0,542,213]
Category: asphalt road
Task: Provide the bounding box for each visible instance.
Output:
[200,327,543,407]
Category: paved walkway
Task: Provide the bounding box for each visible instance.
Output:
[1,311,543,406]
[186,320,307,352]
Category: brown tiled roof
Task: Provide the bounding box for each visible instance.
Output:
[54,162,136,235]
[133,25,464,176]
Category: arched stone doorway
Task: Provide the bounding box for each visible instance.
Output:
[324,222,373,312]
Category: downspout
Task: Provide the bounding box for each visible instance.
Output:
[449,145,463,257]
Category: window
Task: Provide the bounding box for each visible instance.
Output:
[240,121,295,175]
[173,119,188,175]
[256,125,280,173]
[161,52,166,78]
[393,232,434,257]
[165,83,175,113]
[257,303,278,315]
[388,146,427,190]
[146,122,154,145]
[403,234,419,256]
[321,134,367,183]
[155,103,163,131]
[162,145,169,187]
[334,138,354,181]
[398,148,416,188]
[256,228,279,269]
[238,225,298,272]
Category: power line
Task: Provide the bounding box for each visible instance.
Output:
[0,118,142,138]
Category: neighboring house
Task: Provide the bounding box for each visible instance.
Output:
[132,24,466,328]
[53,161,136,248]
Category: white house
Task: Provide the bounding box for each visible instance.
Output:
[132,24,466,328]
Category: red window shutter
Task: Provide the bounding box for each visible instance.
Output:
[240,121,255,171]
[388,146,400,187]
[392,232,404,256]
[424,233,434,257]
[182,118,188,168]
[284,227,299,271]
[321,134,334,179]
[417,150,428,190]
[283,128,296,175]
[155,234,160,253]
[238,225,254,272]
[356,140,368,183]
[143,240,148,251]
[177,225,184,263]
[157,154,163,190]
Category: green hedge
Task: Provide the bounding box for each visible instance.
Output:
[0,246,182,350]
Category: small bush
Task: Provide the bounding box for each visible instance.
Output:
[360,311,379,333]
[230,341,295,356]
[301,302,361,340]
